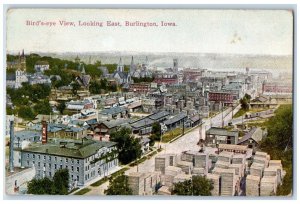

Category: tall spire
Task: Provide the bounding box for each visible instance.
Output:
[117,57,124,72]
[118,57,123,66]
[22,49,25,57]
[130,56,135,74]
[81,64,86,74]
[131,56,134,65]
[145,56,149,65]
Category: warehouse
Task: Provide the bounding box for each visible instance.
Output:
[13,138,118,187]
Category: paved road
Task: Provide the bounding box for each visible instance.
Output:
[203,104,241,129]
[125,106,239,175]
[83,106,238,195]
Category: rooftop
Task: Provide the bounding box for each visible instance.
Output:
[100,106,126,115]
[164,112,187,126]
[14,130,41,140]
[21,138,116,159]
[148,111,170,120]
[206,127,239,137]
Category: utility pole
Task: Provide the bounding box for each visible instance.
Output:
[159,124,162,150]
[182,117,185,135]
[222,102,224,128]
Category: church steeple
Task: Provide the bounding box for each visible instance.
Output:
[81,65,86,74]
[117,57,124,72]
[130,56,135,74]
[75,55,80,64]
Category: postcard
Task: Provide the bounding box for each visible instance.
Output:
[5,8,293,197]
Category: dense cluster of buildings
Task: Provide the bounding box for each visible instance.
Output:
[5,53,292,196]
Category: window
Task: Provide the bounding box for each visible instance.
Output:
[38,162,40,167]
[33,154,35,159]
[49,156,51,161]
[77,160,79,164]
[71,166,74,172]
[49,163,51,168]
[77,167,79,172]
[43,155,46,160]
[54,164,57,169]
[27,154,29,159]
[55,157,57,161]
[27,161,29,166]
[66,158,68,163]
[71,159,74,164]
[43,163,46,167]
[49,172,52,177]
[38,155,40,159]
[60,165,62,169]
[77,176,79,181]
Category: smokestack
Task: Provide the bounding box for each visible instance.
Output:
[42,120,48,144]
[9,120,14,173]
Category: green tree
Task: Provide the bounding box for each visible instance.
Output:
[260,105,292,151]
[34,99,52,115]
[27,177,54,195]
[110,127,142,165]
[151,122,161,141]
[172,175,213,196]
[89,81,101,94]
[104,174,133,195]
[94,60,101,67]
[239,97,249,111]
[260,105,293,195]
[52,169,69,195]
[18,106,35,120]
[57,101,66,114]
[27,169,69,195]
[71,81,81,96]
[244,93,251,102]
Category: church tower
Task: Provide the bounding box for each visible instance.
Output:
[173,58,178,73]
[130,56,136,74]
[19,49,26,71]
[75,55,80,64]
[81,65,86,74]
[117,57,124,72]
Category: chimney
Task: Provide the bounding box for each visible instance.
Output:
[42,120,48,144]
[9,120,14,173]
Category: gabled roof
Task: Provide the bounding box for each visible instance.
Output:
[113,71,128,79]
[206,127,238,137]
[164,112,187,126]
[237,127,263,144]
[98,118,131,129]
[148,111,170,120]
[130,118,155,129]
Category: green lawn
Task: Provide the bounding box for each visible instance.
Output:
[74,188,91,195]
[161,128,183,143]
[233,107,271,118]
[233,109,248,118]
[68,187,79,194]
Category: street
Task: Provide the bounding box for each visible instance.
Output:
[82,106,239,195]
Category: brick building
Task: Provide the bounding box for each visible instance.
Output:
[129,83,151,93]
[208,92,234,104]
